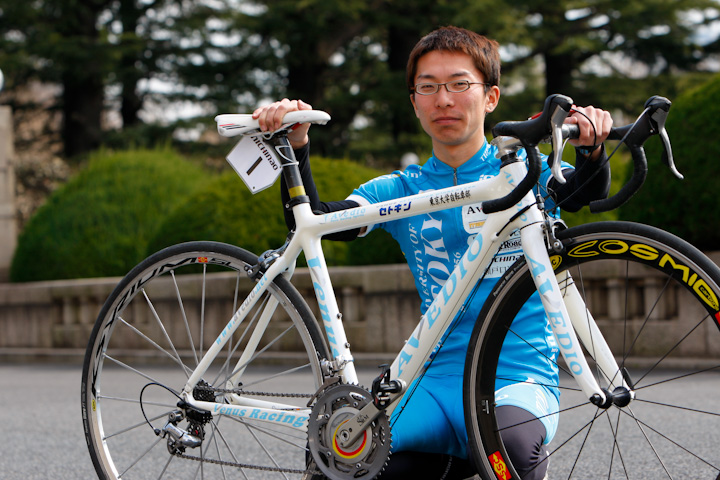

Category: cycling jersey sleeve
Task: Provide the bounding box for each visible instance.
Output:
[280,142,361,241]
[547,146,611,212]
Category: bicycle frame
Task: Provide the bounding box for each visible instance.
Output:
[180,140,627,433]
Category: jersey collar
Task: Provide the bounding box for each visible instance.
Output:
[426,140,494,177]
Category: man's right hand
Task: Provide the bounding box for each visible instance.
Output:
[252,98,313,149]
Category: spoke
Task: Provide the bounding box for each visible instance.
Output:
[632,313,711,387]
[103,355,179,393]
[620,409,720,472]
[566,408,603,479]
[242,420,291,480]
[496,375,583,393]
[633,397,720,418]
[158,453,175,480]
[605,407,629,479]
[211,419,251,480]
[496,401,588,434]
[543,408,606,479]
[117,435,165,478]
[191,436,207,480]
[192,419,220,480]
[239,363,312,390]
[505,328,574,379]
[623,405,674,479]
[200,263,207,359]
[635,364,720,390]
[192,448,204,480]
[506,325,623,401]
[142,289,192,378]
[97,394,175,409]
[569,262,623,388]
[573,262,610,386]
[103,411,169,440]
[171,270,199,367]
[225,414,308,448]
[211,294,269,388]
[621,269,674,367]
[210,429,229,480]
[222,324,297,384]
[621,261,630,375]
[225,271,242,380]
[239,418,307,452]
[117,316,192,376]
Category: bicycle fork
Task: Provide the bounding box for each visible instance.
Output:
[523,223,634,407]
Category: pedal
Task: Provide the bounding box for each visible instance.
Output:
[371,364,404,408]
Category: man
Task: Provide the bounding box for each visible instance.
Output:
[254,26,611,479]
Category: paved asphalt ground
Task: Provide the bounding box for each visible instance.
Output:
[0,363,384,480]
[2,362,718,479]
[1,362,98,480]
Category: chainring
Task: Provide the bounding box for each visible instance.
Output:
[308,384,391,480]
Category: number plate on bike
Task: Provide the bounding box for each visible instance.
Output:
[226,135,282,193]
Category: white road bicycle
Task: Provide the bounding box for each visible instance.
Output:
[82,94,720,479]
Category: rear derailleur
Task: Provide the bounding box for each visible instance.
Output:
[157,381,214,454]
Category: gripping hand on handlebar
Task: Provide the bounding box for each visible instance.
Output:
[565,105,613,160]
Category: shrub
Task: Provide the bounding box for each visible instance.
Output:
[146,156,406,266]
[10,148,210,282]
[618,74,720,250]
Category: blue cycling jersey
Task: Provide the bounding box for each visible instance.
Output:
[347,141,563,457]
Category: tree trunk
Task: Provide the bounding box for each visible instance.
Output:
[56,0,111,157]
[62,74,104,158]
[118,0,143,128]
[544,52,575,98]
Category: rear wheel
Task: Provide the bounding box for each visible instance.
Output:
[465,222,720,479]
[81,241,329,479]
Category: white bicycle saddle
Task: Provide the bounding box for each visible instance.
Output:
[215,110,331,137]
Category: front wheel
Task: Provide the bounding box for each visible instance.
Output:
[81,241,329,479]
[465,221,720,479]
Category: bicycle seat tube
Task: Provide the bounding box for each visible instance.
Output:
[266,133,311,209]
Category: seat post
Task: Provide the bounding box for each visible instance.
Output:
[267,133,310,208]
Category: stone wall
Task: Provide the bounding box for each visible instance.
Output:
[1,259,718,364]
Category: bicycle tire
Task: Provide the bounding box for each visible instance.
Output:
[81,241,330,480]
[465,221,720,479]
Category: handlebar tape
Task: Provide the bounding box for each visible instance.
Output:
[589,96,671,213]
[485,94,671,215]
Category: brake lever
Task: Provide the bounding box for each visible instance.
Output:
[550,109,567,184]
[650,109,683,180]
[546,96,574,185]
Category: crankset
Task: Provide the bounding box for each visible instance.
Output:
[308,384,392,480]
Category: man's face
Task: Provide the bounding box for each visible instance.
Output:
[410,50,499,156]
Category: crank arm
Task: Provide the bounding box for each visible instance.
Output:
[337,400,385,448]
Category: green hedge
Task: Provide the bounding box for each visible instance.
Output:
[618,74,720,250]
[10,148,210,282]
[11,149,406,283]
[146,156,406,266]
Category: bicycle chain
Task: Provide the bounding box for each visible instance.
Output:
[175,451,323,476]
[195,384,314,398]
[173,384,320,475]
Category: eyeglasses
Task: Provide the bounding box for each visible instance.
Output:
[411,80,489,95]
